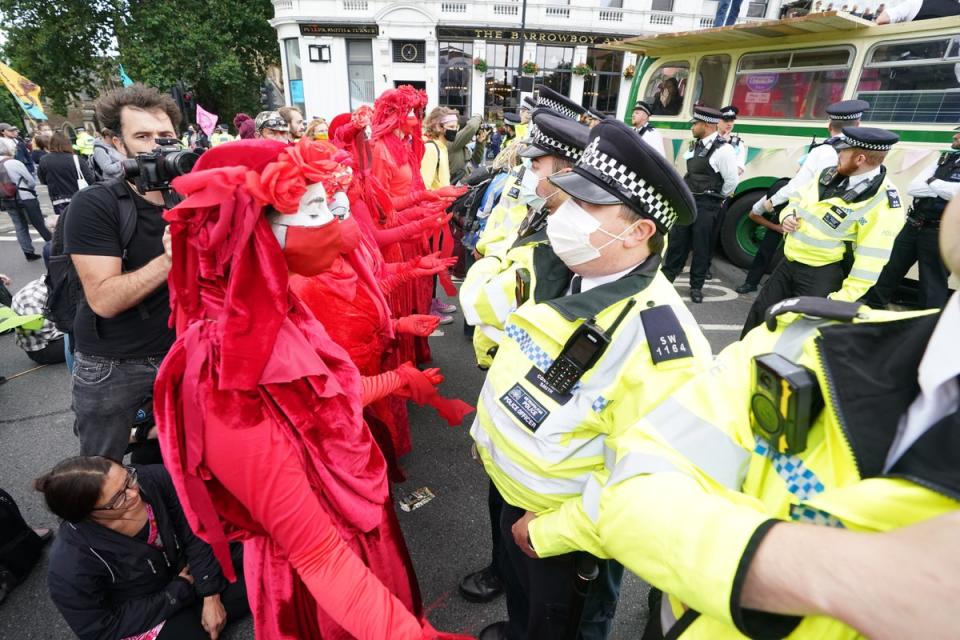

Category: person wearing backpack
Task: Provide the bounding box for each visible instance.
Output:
[0,488,52,606]
[0,136,50,261]
[91,128,125,181]
[38,132,94,216]
[62,84,180,462]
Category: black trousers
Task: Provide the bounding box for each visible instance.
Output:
[743,229,784,287]
[499,502,623,640]
[741,259,845,338]
[663,196,722,291]
[863,222,949,310]
[156,547,249,640]
[25,338,66,365]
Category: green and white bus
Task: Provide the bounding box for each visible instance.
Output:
[614,13,958,269]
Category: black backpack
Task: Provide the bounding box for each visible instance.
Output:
[0,488,45,589]
[44,179,138,333]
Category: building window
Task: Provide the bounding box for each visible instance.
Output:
[347,39,375,110]
[484,43,522,120]
[856,37,960,124]
[284,38,305,113]
[692,54,731,109]
[732,47,852,120]
[534,45,574,97]
[392,40,426,64]
[651,0,674,11]
[746,0,767,16]
[643,61,690,116]
[439,41,473,113]
[581,48,624,115]
[599,0,623,6]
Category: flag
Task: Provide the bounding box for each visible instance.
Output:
[118,64,134,87]
[0,64,47,121]
[196,104,218,137]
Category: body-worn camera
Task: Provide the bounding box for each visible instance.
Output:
[122,137,199,205]
[750,353,823,454]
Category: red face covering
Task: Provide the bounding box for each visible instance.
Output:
[283,219,342,276]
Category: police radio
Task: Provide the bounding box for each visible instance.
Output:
[542,299,636,395]
[750,353,823,455]
[516,268,532,306]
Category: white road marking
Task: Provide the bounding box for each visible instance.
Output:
[700,324,743,331]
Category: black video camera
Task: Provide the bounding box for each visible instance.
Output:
[122,137,199,200]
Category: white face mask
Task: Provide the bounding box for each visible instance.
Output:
[517,166,546,209]
[546,199,641,267]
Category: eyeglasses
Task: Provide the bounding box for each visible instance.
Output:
[93,467,139,511]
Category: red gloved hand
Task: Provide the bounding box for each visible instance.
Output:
[394,362,443,402]
[414,211,453,236]
[409,252,457,278]
[429,185,468,200]
[397,202,448,224]
[395,314,441,337]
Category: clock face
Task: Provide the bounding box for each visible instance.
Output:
[401,43,419,62]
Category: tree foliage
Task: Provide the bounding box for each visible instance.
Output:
[0,0,279,124]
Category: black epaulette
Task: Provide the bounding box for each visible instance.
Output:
[765,297,863,331]
[641,305,693,365]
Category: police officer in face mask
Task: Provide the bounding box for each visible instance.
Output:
[470,118,713,640]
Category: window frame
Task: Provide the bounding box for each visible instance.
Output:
[642,59,692,115]
[735,45,855,74]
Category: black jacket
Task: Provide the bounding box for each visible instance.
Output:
[47,465,228,640]
[38,152,94,202]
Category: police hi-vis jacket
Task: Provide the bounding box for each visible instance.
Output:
[782,167,904,303]
[475,168,531,258]
[528,301,959,639]
[470,256,712,514]
[461,228,565,368]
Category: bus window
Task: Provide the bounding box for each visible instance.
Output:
[731,47,852,120]
[692,55,731,109]
[856,37,960,124]
[645,62,689,116]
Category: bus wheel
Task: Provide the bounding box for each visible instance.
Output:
[720,192,765,269]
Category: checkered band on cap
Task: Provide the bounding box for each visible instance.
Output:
[693,112,721,124]
[830,111,863,120]
[537,97,580,121]
[578,137,679,230]
[528,124,583,161]
[839,134,893,151]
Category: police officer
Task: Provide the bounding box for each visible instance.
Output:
[864,125,960,310]
[458,111,590,610]
[741,127,904,336]
[630,101,665,157]
[718,105,746,174]
[583,107,606,129]
[462,110,591,368]
[210,125,234,147]
[476,89,586,257]
[471,118,712,640]
[752,99,870,217]
[662,106,739,303]
[520,283,960,639]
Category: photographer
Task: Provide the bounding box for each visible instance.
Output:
[447,113,489,184]
[63,84,181,461]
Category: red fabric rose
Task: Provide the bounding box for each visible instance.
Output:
[245,151,307,213]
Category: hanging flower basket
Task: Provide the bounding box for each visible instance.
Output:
[623,64,636,79]
[521,60,539,75]
[572,63,593,77]
[473,57,488,73]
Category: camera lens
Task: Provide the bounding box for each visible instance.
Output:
[164,150,199,177]
[121,158,141,179]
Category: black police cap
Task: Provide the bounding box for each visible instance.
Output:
[691,106,722,125]
[585,107,606,121]
[632,101,653,115]
[519,111,590,163]
[720,105,739,120]
[834,126,899,152]
[549,118,696,232]
[826,99,870,121]
[503,112,522,124]
[535,85,586,121]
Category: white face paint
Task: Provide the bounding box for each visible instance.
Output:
[329,190,351,220]
[268,181,332,248]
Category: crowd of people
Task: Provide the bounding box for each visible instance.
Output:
[0,64,957,640]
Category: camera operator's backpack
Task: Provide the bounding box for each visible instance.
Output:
[0,158,20,200]
[45,179,139,333]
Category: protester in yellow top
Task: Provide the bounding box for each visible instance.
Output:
[516,197,960,639]
[73,124,96,157]
[421,107,458,190]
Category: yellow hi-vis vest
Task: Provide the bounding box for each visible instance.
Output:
[460,228,567,368]
[782,169,904,303]
[211,132,234,146]
[476,169,529,257]
[528,302,957,639]
[470,258,712,514]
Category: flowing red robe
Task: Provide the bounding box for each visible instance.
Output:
[154,146,442,639]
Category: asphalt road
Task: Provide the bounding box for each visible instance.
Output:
[0,192,756,639]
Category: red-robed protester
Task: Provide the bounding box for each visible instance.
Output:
[154,139,471,640]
